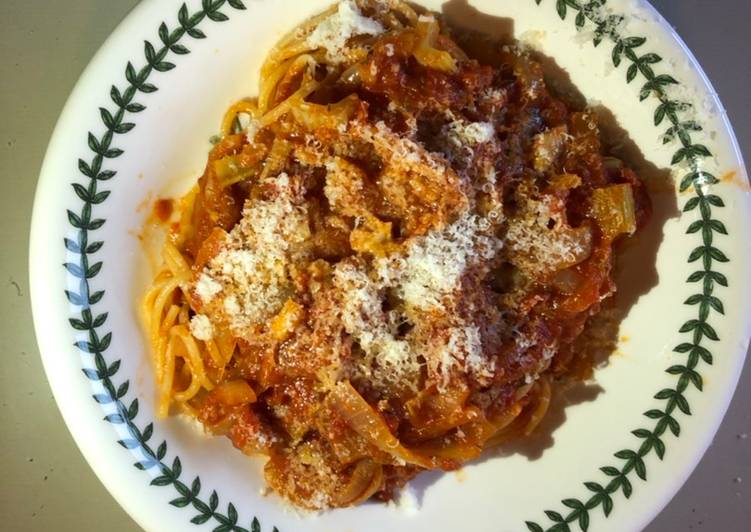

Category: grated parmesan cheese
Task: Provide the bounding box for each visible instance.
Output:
[434,326,494,389]
[365,121,448,172]
[195,173,310,333]
[394,484,420,515]
[236,112,252,130]
[458,326,494,382]
[485,167,497,186]
[236,112,261,144]
[331,208,503,389]
[448,120,496,146]
[392,212,502,312]
[195,273,222,303]
[189,314,214,341]
[542,345,556,361]
[246,120,260,145]
[333,261,420,389]
[506,193,592,277]
[223,294,241,315]
[518,30,547,51]
[307,490,332,511]
[306,0,384,64]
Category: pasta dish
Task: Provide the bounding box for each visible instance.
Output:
[142,0,650,510]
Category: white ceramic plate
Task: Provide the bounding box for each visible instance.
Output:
[30,1,751,531]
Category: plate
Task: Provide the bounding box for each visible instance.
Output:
[30,1,751,531]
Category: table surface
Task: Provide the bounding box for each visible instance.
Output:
[1,1,748,530]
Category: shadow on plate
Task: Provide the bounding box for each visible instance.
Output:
[406,0,679,499]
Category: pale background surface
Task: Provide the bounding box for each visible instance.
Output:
[0,0,748,530]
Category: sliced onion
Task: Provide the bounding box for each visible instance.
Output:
[335,459,383,507]
[411,434,483,463]
[413,17,457,73]
[289,94,361,131]
[404,384,477,441]
[589,184,637,240]
[330,381,435,468]
[551,268,584,295]
[211,380,257,406]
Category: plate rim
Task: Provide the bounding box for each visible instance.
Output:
[29,1,751,531]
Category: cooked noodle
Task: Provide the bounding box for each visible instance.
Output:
[141,0,649,510]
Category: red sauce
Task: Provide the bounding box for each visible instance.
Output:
[153,198,174,223]
[163,11,653,511]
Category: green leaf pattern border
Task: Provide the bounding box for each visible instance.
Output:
[59,0,728,531]
[525,1,728,531]
[65,1,279,531]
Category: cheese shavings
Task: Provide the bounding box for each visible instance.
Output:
[385,212,503,312]
[448,120,495,146]
[189,314,214,341]
[438,326,494,388]
[195,273,222,303]
[333,261,420,390]
[306,1,384,64]
[332,210,503,390]
[196,174,310,334]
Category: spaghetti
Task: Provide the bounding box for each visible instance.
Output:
[142,0,650,510]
